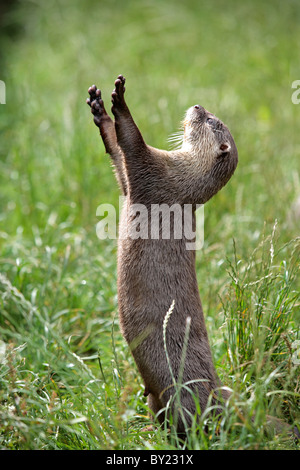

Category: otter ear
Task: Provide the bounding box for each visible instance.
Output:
[219,142,231,157]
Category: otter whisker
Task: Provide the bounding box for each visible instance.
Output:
[168,130,184,150]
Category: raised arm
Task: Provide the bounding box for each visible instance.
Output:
[109,75,170,203]
[111,75,147,155]
[87,84,128,195]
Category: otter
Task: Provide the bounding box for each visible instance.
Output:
[86,77,300,440]
[87,75,238,435]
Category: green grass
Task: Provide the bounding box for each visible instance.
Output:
[0,0,299,450]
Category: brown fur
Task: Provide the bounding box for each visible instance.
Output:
[87,77,300,440]
[87,76,239,433]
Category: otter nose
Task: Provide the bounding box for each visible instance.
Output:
[194,104,205,111]
[193,105,206,118]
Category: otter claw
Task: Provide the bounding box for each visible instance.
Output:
[87,84,107,128]
[111,75,126,112]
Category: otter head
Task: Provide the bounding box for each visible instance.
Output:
[182,104,238,201]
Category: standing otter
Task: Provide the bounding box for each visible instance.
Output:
[87,75,238,434]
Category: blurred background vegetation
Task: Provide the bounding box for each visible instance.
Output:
[0,0,299,450]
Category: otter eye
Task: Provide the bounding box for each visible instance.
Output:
[206,117,214,125]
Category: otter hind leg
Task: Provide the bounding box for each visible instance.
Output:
[148,393,165,425]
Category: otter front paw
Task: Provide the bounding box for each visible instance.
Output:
[111,75,127,114]
[86,85,107,128]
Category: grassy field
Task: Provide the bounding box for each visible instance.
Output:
[0,0,299,450]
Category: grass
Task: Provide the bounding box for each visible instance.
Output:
[0,0,299,450]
